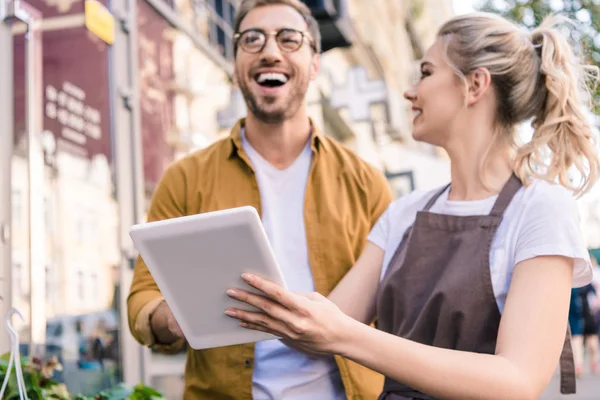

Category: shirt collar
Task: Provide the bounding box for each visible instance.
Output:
[227,117,329,159]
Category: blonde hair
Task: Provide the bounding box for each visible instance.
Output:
[438,12,600,195]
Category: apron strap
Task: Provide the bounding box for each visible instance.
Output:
[489,174,522,217]
[559,326,576,394]
[487,173,576,393]
[426,173,522,217]
[422,184,451,212]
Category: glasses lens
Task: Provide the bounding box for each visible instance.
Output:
[277,29,303,52]
[239,30,265,53]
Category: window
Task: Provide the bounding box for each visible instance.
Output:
[11,190,22,226]
[75,209,97,244]
[45,265,52,302]
[77,270,85,302]
[85,213,97,244]
[76,215,84,244]
[206,0,237,60]
[44,197,55,233]
[91,273,98,306]
[13,262,22,297]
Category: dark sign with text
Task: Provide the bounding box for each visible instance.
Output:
[13,0,111,161]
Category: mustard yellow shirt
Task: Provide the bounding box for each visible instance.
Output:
[127,118,393,399]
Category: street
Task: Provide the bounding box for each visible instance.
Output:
[541,372,600,400]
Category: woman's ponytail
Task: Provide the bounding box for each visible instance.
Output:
[514,16,600,196]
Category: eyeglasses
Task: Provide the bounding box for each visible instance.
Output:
[233,28,315,54]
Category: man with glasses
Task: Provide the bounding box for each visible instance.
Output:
[127,0,391,398]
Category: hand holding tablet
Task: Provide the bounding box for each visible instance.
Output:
[129,206,288,349]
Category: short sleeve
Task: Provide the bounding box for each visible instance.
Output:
[364,166,393,229]
[366,189,436,254]
[514,184,592,287]
[367,205,392,251]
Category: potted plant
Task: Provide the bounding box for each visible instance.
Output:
[1,306,164,400]
[0,353,164,400]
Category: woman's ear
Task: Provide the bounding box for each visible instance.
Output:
[466,67,492,106]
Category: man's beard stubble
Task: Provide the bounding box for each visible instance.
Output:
[237,71,308,124]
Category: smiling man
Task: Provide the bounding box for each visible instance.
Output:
[126,0,392,399]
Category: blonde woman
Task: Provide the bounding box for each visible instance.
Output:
[225,12,600,400]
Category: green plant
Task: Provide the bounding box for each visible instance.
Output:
[0,353,164,400]
[73,383,164,400]
[0,353,69,399]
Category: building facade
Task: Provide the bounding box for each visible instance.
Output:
[0,0,455,396]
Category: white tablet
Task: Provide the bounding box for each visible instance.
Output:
[129,206,287,350]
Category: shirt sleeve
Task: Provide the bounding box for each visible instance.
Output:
[514,184,592,287]
[134,298,187,354]
[366,188,432,252]
[367,205,392,251]
[127,161,189,353]
[366,167,394,229]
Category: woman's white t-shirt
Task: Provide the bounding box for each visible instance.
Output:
[367,179,593,312]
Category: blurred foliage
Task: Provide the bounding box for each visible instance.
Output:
[476,0,600,115]
[409,0,425,19]
[0,353,163,400]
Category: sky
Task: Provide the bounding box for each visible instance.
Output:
[453,0,476,15]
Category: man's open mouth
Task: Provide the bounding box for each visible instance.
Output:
[255,72,289,88]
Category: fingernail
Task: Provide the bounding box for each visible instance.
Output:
[240,322,248,328]
[242,273,253,281]
[226,289,238,296]
[224,309,237,317]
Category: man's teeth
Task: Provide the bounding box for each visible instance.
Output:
[414,110,422,117]
[257,73,288,83]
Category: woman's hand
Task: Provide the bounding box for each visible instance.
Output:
[225,273,358,356]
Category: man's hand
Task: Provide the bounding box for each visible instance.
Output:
[150,301,185,345]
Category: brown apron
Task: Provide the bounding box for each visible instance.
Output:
[375,174,575,400]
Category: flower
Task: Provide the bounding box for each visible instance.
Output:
[30,356,42,368]
[41,356,63,379]
[45,382,70,399]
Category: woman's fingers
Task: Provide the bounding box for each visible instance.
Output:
[240,274,304,311]
[225,308,292,338]
[239,321,273,334]
[233,318,326,358]
[226,288,292,321]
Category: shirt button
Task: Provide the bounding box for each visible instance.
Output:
[244,359,252,367]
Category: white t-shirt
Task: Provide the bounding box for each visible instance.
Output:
[242,132,345,400]
[368,179,592,313]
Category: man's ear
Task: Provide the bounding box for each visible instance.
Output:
[466,67,492,106]
[232,66,239,87]
[310,54,320,81]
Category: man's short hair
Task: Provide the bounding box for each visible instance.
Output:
[233,0,322,55]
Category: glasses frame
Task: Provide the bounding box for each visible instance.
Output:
[233,28,316,54]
